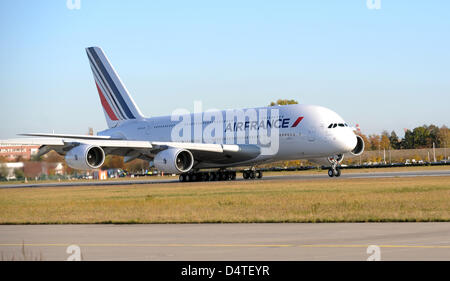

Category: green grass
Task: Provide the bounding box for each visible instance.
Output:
[0,176,449,224]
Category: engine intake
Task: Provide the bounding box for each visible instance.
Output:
[351,135,365,156]
[154,148,194,174]
[65,145,105,170]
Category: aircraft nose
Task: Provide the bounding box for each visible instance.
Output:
[337,130,357,152]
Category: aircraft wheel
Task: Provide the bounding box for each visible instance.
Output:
[221,172,228,181]
[335,168,341,177]
[328,169,334,177]
[243,171,249,180]
[179,174,186,182]
[257,170,263,179]
[250,170,256,179]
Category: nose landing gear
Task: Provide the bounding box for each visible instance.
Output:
[327,155,342,177]
[328,166,341,177]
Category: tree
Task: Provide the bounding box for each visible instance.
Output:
[426,125,440,147]
[269,99,298,106]
[43,151,64,163]
[389,131,400,149]
[102,155,125,170]
[124,159,149,173]
[31,154,42,162]
[380,131,391,150]
[402,129,414,149]
[0,165,8,180]
[368,134,381,151]
[438,126,450,148]
[14,168,24,180]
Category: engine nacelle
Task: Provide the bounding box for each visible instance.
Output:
[154,148,194,174]
[65,144,105,170]
[350,135,365,156]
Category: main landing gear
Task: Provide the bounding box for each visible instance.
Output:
[179,170,236,182]
[179,169,263,182]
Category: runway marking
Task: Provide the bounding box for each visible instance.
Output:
[1,243,450,249]
[299,244,450,249]
[0,243,293,248]
[349,175,447,179]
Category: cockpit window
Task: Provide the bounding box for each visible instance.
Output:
[329,123,348,129]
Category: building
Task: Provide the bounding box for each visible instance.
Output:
[0,162,64,180]
[0,162,24,180]
[0,145,40,160]
[23,162,64,179]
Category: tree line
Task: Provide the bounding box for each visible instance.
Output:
[358,125,449,151]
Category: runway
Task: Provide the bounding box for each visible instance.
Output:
[0,223,449,261]
[1,169,449,189]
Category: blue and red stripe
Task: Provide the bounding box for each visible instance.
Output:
[96,82,119,121]
[88,47,136,119]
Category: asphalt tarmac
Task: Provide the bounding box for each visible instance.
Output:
[0,223,449,261]
[1,169,449,188]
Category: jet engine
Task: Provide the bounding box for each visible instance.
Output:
[65,144,105,170]
[350,135,365,156]
[154,148,194,174]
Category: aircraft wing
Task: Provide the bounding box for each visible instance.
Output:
[0,137,154,160]
[19,133,114,140]
[0,136,260,163]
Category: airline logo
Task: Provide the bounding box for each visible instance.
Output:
[291,116,304,127]
[224,116,303,132]
[86,47,136,121]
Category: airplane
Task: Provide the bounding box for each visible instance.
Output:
[0,47,364,182]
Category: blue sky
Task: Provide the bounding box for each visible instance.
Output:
[0,0,449,138]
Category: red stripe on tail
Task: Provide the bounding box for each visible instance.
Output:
[95,82,119,121]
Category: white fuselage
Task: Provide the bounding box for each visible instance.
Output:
[98,104,358,168]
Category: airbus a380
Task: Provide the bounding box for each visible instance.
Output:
[1,47,364,182]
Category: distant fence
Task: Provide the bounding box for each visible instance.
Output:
[255,161,450,172]
[346,148,449,165]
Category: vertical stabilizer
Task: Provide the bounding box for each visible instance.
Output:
[86,46,144,128]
